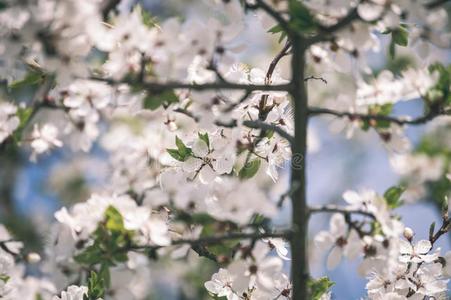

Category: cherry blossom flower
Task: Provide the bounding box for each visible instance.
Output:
[0,102,19,143]
[315,213,363,270]
[204,268,240,300]
[399,239,437,264]
[182,135,234,184]
[52,285,88,300]
[30,123,63,161]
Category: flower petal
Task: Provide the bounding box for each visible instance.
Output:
[327,246,343,270]
[414,240,431,255]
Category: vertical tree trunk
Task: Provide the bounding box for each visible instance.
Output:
[289,35,309,300]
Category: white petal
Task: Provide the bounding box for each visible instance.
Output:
[204,281,221,294]
[343,190,361,205]
[182,157,203,172]
[358,3,384,21]
[398,239,412,255]
[330,213,346,236]
[327,246,343,270]
[414,240,431,255]
[199,165,217,184]
[192,138,209,157]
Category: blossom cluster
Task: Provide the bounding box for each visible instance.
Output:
[315,189,451,299]
[0,0,449,299]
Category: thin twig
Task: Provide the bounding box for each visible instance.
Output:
[308,107,450,126]
[172,108,295,144]
[134,231,292,251]
[304,76,327,84]
[266,41,292,83]
[425,0,451,9]
[220,119,294,144]
[309,204,376,219]
[222,90,252,113]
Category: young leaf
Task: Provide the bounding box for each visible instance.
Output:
[308,277,335,300]
[11,107,34,142]
[268,24,287,44]
[87,271,105,300]
[392,27,409,47]
[383,185,405,209]
[8,71,45,90]
[176,136,189,157]
[288,0,317,33]
[0,274,10,283]
[239,159,261,179]
[104,206,125,232]
[388,26,409,58]
[198,132,210,149]
[133,4,157,28]
[167,148,185,161]
[429,222,436,241]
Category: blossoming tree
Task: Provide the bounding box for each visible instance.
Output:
[0,0,450,299]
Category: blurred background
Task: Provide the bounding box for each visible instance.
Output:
[0,0,450,299]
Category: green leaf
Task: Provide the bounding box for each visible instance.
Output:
[105,206,125,232]
[392,27,409,47]
[427,63,451,106]
[87,271,105,300]
[383,185,405,209]
[378,103,394,116]
[308,277,335,300]
[176,136,190,157]
[0,274,10,283]
[167,136,192,161]
[167,148,185,161]
[8,71,45,90]
[11,107,34,142]
[75,206,134,268]
[35,294,44,300]
[133,4,157,28]
[388,26,408,58]
[143,90,178,110]
[239,159,261,179]
[389,40,396,59]
[268,24,283,34]
[268,24,287,44]
[17,107,33,125]
[198,132,210,149]
[429,222,436,240]
[99,263,111,289]
[288,0,317,33]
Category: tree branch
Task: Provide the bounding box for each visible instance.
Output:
[289,34,309,300]
[308,204,376,219]
[90,76,292,92]
[308,107,451,126]
[170,231,291,246]
[304,75,327,84]
[221,119,295,144]
[173,108,295,144]
[134,231,291,252]
[425,0,451,9]
[266,41,291,83]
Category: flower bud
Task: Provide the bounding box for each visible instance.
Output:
[27,252,41,264]
[403,227,414,241]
